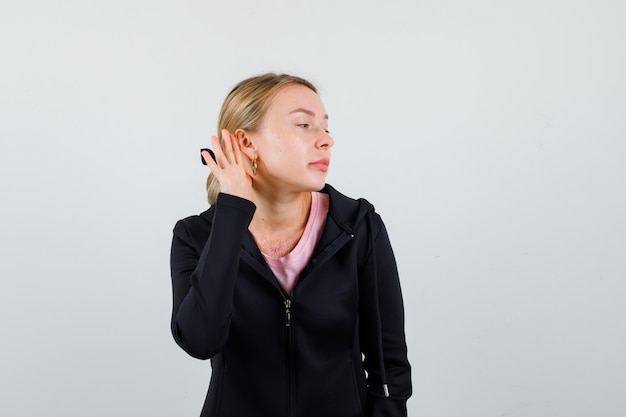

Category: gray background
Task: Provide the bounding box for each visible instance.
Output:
[1,0,625,416]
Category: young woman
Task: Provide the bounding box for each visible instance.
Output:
[170,73,411,417]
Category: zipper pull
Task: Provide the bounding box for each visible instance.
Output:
[284,299,292,327]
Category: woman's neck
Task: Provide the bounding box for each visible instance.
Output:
[249,190,312,237]
[248,190,312,257]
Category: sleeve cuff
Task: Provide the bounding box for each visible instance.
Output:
[215,192,256,216]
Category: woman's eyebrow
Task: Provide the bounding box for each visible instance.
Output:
[289,108,329,119]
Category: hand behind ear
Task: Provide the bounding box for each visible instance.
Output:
[203,129,254,201]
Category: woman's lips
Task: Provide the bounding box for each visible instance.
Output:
[310,158,330,172]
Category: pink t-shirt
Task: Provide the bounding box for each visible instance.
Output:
[263,192,330,296]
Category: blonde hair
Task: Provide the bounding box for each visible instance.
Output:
[205,73,318,205]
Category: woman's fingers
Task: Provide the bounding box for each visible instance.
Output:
[231,131,243,165]
[206,130,247,175]
[210,135,225,167]
[201,149,216,167]
[204,129,252,201]
[221,129,237,165]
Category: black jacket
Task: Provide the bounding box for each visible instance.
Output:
[170,184,411,417]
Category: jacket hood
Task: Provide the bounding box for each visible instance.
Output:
[321,184,375,235]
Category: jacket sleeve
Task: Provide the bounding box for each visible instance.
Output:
[169,193,256,359]
[359,212,412,417]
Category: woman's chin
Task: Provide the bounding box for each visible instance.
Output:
[309,176,328,191]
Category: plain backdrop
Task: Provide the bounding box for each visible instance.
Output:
[1,1,625,416]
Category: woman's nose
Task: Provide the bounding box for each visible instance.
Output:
[318,131,334,149]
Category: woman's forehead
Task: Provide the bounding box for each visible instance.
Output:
[268,84,327,117]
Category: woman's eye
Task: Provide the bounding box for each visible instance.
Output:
[298,124,310,128]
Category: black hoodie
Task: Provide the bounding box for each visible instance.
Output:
[170,184,412,417]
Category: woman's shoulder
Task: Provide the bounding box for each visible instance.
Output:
[322,184,380,231]
[323,184,375,207]
[175,206,213,225]
[172,207,214,242]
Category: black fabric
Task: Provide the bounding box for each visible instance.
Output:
[170,184,412,417]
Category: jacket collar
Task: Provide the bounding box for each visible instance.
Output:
[319,184,373,234]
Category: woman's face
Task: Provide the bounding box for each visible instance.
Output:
[248,84,334,194]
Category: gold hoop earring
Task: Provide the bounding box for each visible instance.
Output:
[251,158,258,176]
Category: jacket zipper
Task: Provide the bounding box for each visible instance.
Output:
[284,297,295,417]
[284,299,292,327]
[280,231,353,416]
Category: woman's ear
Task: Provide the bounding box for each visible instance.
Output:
[234,129,257,160]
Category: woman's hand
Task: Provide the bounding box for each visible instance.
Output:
[202,129,254,201]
